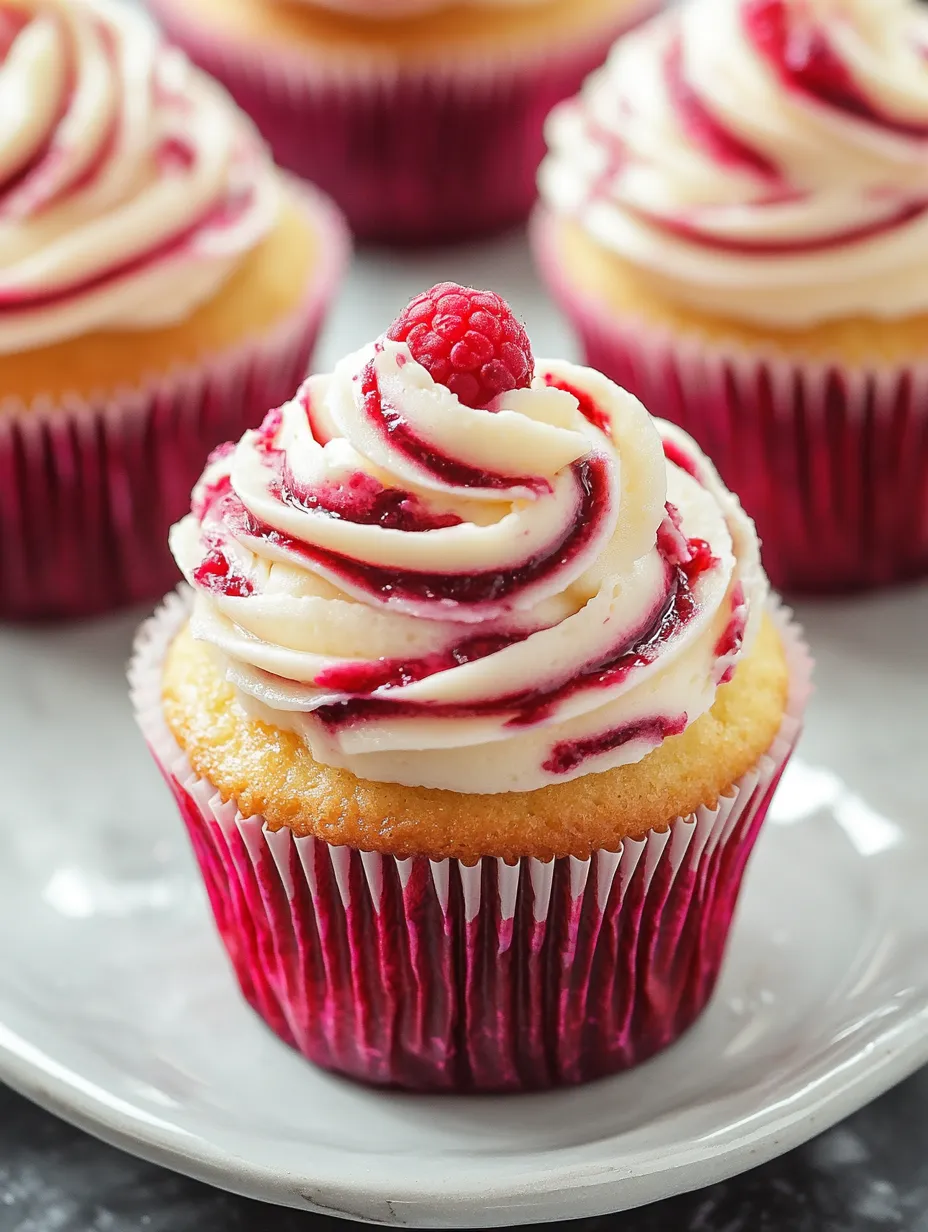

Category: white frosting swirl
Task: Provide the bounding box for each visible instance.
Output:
[0,0,280,354]
[170,339,766,794]
[539,0,928,327]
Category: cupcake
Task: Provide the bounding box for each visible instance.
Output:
[145,0,657,245]
[131,282,810,1092]
[534,0,928,594]
[0,0,349,621]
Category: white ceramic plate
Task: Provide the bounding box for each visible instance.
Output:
[2,235,927,1228]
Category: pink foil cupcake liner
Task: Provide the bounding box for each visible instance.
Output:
[532,209,928,595]
[148,0,657,245]
[130,588,811,1093]
[0,184,349,623]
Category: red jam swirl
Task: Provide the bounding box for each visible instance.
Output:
[715,582,747,684]
[745,0,928,140]
[178,312,754,790]
[223,454,610,613]
[543,372,612,435]
[254,403,464,530]
[358,359,551,495]
[308,509,718,732]
[663,438,702,480]
[665,35,780,181]
[315,631,534,694]
[579,1,928,259]
[192,535,254,598]
[0,4,271,328]
[543,714,687,777]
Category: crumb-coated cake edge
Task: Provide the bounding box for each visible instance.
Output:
[160,613,789,863]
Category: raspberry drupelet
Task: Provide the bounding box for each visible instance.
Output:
[386,282,534,409]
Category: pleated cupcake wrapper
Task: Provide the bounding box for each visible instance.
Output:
[0,183,348,622]
[532,208,928,595]
[149,0,657,245]
[130,586,811,1092]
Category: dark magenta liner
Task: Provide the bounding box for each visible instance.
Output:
[148,0,657,245]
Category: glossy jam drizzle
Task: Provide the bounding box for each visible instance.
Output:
[359,358,549,494]
[647,194,928,255]
[223,455,610,613]
[745,0,928,140]
[665,36,779,181]
[253,403,464,531]
[662,439,701,480]
[287,469,464,533]
[316,631,533,693]
[543,714,687,776]
[543,372,612,435]
[0,182,258,311]
[191,471,233,522]
[0,9,29,63]
[601,2,928,257]
[308,509,718,731]
[303,389,332,447]
[714,581,747,684]
[192,533,254,598]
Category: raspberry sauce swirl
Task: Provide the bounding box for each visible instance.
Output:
[539,0,928,327]
[171,338,766,794]
[0,0,279,354]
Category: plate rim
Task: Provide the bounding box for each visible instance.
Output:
[2,1000,928,1227]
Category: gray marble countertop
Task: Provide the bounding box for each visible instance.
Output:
[3,1071,927,1232]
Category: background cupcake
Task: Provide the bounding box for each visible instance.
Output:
[534,0,928,594]
[0,0,349,621]
[132,283,810,1092]
[145,0,657,245]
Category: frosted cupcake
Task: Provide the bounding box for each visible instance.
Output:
[0,0,348,620]
[534,0,928,593]
[132,283,810,1092]
[146,0,657,244]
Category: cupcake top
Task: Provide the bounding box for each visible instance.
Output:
[0,0,280,355]
[539,0,928,328]
[170,283,766,794]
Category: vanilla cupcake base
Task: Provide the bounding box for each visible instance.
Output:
[0,184,348,622]
[131,588,810,1092]
[533,211,928,594]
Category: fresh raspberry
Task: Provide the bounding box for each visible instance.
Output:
[386,282,534,409]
